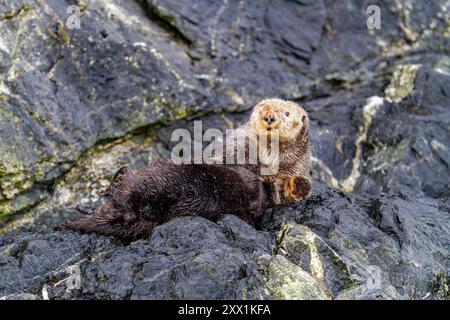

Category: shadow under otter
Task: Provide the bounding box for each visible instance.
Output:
[57,160,308,240]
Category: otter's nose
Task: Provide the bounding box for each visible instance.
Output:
[263,114,276,125]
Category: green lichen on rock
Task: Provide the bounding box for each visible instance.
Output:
[0,189,49,220]
[275,223,355,298]
[151,97,198,125]
[0,162,27,199]
[431,272,450,300]
[1,3,32,21]
[0,159,55,218]
[385,64,421,103]
[265,254,328,300]
[367,139,410,173]
[0,156,59,198]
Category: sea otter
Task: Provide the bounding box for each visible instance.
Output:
[57,160,304,240]
[218,98,312,204]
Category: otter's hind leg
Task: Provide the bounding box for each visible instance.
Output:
[56,211,157,240]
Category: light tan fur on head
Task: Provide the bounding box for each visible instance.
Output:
[249,98,308,142]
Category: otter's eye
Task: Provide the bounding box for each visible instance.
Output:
[285,112,290,117]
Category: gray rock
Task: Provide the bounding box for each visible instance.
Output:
[0,293,40,300]
[1,185,449,300]
[267,184,450,299]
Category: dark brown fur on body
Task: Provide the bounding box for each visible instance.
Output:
[58,160,280,240]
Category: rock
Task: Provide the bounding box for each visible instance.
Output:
[267,184,450,299]
[363,67,450,200]
[0,293,40,300]
[275,223,354,298]
[265,255,328,300]
[384,64,421,103]
[2,216,272,300]
[1,184,449,300]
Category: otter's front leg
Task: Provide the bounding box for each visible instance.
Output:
[259,175,281,205]
[280,175,312,203]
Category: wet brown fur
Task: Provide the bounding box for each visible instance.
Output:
[58,99,311,240]
[56,160,299,240]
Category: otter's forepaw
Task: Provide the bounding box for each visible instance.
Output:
[284,176,311,201]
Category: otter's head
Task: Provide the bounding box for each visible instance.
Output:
[250,98,308,142]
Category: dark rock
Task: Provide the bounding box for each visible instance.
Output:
[267,184,450,299]
[1,185,449,300]
[363,67,450,199]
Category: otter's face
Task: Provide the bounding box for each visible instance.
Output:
[250,99,307,142]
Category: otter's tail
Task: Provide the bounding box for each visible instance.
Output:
[56,206,157,240]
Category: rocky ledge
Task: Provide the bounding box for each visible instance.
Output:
[1,184,449,300]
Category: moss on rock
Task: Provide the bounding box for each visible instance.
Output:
[275,223,355,298]
[385,64,421,103]
[265,254,328,300]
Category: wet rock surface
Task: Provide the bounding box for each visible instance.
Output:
[0,0,449,299]
[1,184,449,300]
